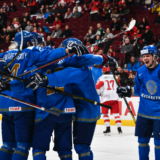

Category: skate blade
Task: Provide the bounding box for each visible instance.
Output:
[104,132,111,136]
[118,132,123,136]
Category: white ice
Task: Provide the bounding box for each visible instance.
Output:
[0,124,155,160]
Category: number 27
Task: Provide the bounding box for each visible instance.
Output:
[105,80,114,90]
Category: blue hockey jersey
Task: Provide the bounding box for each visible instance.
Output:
[9,54,103,122]
[47,67,101,123]
[134,64,160,119]
[0,46,67,112]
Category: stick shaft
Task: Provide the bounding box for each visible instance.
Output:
[87,30,126,49]
[4,53,75,84]
[18,53,75,77]
[1,71,112,109]
[0,93,59,116]
[3,28,23,70]
[109,66,136,124]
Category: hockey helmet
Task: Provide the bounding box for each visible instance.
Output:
[59,38,83,48]
[15,31,35,47]
[31,32,44,46]
[141,45,159,57]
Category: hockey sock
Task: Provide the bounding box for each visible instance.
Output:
[12,142,30,160]
[74,144,93,160]
[103,114,110,128]
[138,137,150,160]
[0,142,16,160]
[154,138,160,160]
[114,114,121,128]
[58,150,72,160]
[33,149,46,160]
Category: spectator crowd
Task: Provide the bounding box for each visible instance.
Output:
[0,0,160,86]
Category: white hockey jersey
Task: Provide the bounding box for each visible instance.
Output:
[96,74,119,103]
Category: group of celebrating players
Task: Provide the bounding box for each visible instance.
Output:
[0,29,159,160]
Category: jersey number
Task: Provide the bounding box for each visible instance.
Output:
[105,80,114,90]
[11,64,20,76]
[46,70,64,96]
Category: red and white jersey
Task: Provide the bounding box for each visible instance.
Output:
[96,74,119,103]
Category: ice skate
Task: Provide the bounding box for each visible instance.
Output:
[103,127,111,136]
[117,127,123,135]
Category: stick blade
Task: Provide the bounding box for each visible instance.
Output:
[127,20,136,31]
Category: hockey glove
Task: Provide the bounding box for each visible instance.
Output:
[116,86,131,98]
[0,79,10,92]
[0,59,10,74]
[105,55,118,69]
[25,72,48,90]
[67,41,89,56]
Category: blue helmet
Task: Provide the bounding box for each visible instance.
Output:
[59,38,82,48]
[31,32,43,45]
[141,45,159,57]
[14,31,35,46]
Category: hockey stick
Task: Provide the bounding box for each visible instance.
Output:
[109,66,136,124]
[0,71,112,109]
[3,28,23,70]
[0,93,60,116]
[87,20,136,48]
[4,53,75,83]
[102,35,136,124]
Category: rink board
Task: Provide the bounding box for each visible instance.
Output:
[97,96,139,126]
[0,97,139,126]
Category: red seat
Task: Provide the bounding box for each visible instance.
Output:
[152,35,158,42]
[0,44,4,49]
[50,28,55,33]
[151,29,159,35]
[150,24,158,29]
[115,53,125,60]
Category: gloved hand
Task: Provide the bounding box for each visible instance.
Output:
[105,55,118,68]
[116,86,131,98]
[0,59,10,74]
[67,42,89,56]
[25,72,48,90]
[0,79,10,92]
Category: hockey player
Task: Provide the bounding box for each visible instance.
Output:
[117,45,160,160]
[3,54,105,160]
[25,67,102,160]
[0,40,107,160]
[0,31,85,160]
[96,66,122,136]
[24,38,118,160]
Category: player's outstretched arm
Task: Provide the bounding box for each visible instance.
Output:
[25,68,89,90]
[46,67,89,87]
[64,54,104,68]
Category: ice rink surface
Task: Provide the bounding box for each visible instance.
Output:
[0,123,155,160]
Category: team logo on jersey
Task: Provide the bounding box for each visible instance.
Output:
[146,80,157,95]
[9,107,21,111]
[65,108,76,113]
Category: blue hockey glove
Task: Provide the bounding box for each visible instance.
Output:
[25,72,48,90]
[116,86,131,98]
[105,55,118,68]
[67,41,89,56]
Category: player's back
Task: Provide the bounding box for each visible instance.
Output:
[0,46,67,112]
[96,75,119,103]
[70,68,101,122]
